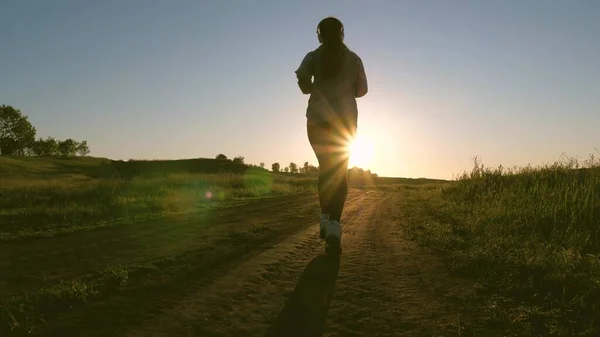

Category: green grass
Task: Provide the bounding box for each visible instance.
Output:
[0,155,448,335]
[1,244,214,336]
[0,156,317,241]
[402,154,600,336]
[0,191,313,336]
[0,156,443,241]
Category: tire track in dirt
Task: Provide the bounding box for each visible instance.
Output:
[28,192,361,336]
[324,191,475,336]
[124,190,477,337]
[21,189,479,336]
[122,192,373,337]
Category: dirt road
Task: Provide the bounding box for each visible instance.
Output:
[7,190,478,336]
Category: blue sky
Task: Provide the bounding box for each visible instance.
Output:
[1,0,599,179]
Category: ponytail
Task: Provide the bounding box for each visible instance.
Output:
[317,17,346,79]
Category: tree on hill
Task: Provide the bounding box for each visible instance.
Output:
[215,154,228,160]
[32,136,59,155]
[259,162,265,169]
[347,166,379,185]
[77,140,90,156]
[58,138,79,156]
[0,105,36,155]
[284,166,289,173]
[289,162,298,173]
[271,162,280,172]
[32,137,90,156]
[302,161,309,173]
[0,105,90,157]
[233,156,245,164]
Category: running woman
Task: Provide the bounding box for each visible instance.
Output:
[294,16,368,254]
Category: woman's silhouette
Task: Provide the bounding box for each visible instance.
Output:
[295,16,368,254]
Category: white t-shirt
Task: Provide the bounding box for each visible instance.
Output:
[295,44,368,127]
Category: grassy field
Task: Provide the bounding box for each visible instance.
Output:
[0,156,316,335]
[0,155,435,336]
[2,154,600,336]
[401,154,600,336]
[0,156,436,242]
[0,156,319,241]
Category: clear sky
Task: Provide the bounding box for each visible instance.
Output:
[2,0,599,179]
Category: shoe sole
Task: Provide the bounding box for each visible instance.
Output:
[325,242,342,256]
[325,235,342,256]
[326,234,341,246]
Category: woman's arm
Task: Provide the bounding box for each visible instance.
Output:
[355,56,368,98]
[295,52,314,94]
[297,75,313,94]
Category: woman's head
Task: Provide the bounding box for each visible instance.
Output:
[316,17,346,79]
[317,17,344,45]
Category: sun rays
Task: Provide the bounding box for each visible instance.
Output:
[347,134,375,169]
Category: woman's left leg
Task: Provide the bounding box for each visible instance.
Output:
[327,153,350,223]
[323,123,355,251]
[328,122,355,222]
[307,121,335,238]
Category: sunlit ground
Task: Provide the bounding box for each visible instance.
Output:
[348,134,375,170]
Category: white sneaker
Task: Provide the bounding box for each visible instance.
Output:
[325,220,342,247]
[319,214,329,239]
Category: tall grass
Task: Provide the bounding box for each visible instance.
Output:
[409,153,600,336]
[0,168,316,240]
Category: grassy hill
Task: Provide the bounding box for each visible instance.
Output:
[0,156,311,241]
[0,155,442,242]
[0,156,255,180]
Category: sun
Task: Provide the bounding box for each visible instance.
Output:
[347,134,375,169]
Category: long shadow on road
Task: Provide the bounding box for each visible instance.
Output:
[265,254,341,337]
